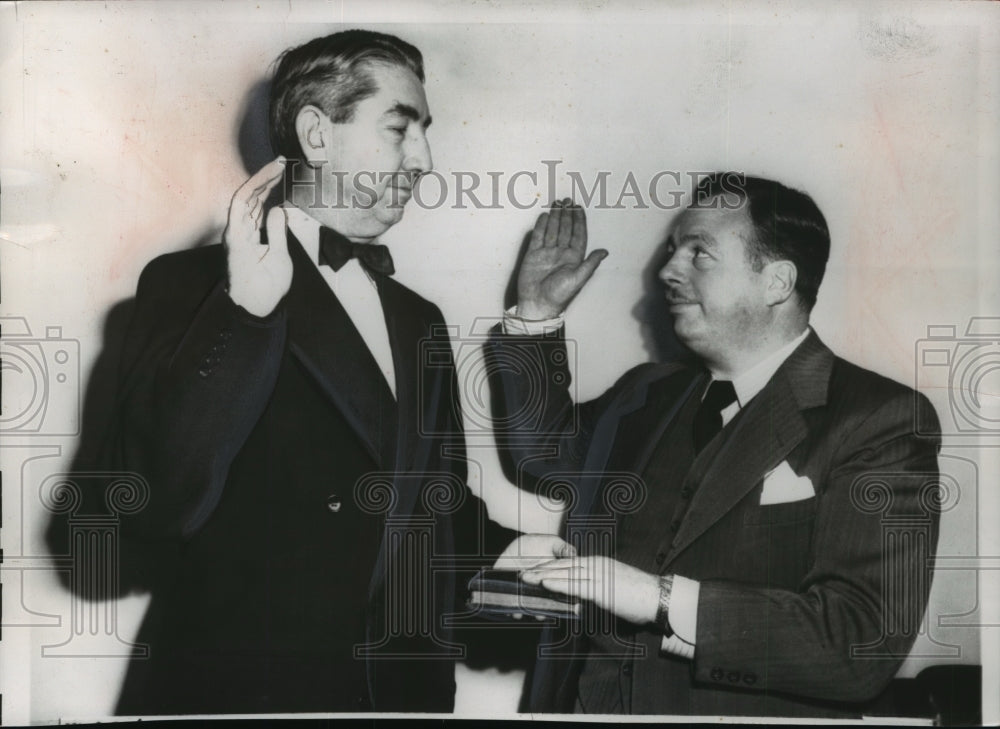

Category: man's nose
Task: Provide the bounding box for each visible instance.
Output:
[659,254,683,286]
[403,132,432,175]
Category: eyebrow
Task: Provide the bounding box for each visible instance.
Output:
[384,102,432,129]
[677,232,717,248]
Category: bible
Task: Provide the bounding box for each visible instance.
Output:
[467,569,581,620]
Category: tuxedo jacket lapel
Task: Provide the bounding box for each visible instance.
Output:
[667,332,834,564]
[365,273,443,599]
[375,274,426,515]
[285,234,398,467]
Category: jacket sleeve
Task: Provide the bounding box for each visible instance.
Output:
[691,389,942,703]
[103,253,287,540]
[482,323,648,497]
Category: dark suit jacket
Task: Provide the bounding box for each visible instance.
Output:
[485,327,942,718]
[100,235,507,714]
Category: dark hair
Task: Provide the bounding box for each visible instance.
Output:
[692,172,830,311]
[267,29,424,162]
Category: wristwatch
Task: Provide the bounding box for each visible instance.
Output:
[655,574,674,638]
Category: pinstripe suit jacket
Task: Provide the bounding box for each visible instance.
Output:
[485,327,941,717]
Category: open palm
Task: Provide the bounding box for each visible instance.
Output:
[224,157,293,317]
[517,200,608,320]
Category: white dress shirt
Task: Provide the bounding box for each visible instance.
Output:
[502,307,810,659]
[285,205,396,398]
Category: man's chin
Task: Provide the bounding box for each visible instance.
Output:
[671,318,702,349]
[374,207,406,230]
[346,207,405,238]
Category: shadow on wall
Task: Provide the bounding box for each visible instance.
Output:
[44,78,275,599]
[632,213,691,365]
[237,78,285,210]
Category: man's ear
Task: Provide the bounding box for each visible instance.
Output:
[764,260,797,306]
[295,105,328,166]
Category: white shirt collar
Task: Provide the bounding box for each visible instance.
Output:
[722,327,811,408]
[282,204,367,277]
[283,204,321,262]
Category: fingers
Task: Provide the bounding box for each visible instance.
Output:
[555,202,574,248]
[571,248,609,288]
[521,558,582,585]
[567,205,587,253]
[523,568,589,585]
[542,202,563,247]
[239,156,287,200]
[529,199,585,252]
[542,199,576,248]
[249,196,263,230]
[534,575,589,598]
[528,557,577,570]
[554,539,577,559]
[231,157,287,220]
[227,158,287,250]
[265,206,287,253]
[528,212,549,251]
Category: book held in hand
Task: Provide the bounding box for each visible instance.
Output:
[467,569,581,620]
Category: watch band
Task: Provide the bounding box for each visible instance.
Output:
[655,574,675,638]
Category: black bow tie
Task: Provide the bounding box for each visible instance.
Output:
[318,226,395,276]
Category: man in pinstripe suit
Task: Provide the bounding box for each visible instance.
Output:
[488,173,942,716]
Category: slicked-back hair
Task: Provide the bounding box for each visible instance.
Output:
[692,172,831,311]
[268,29,424,162]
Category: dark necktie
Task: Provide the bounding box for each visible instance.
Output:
[318,225,395,276]
[693,379,737,453]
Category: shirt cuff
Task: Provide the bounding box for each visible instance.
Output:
[501,306,564,336]
[660,575,700,658]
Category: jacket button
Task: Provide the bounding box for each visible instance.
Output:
[743,672,757,686]
[727,671,740,683]
[327,495,342,513]
[622,663,633,677]
[655,552,666,566]
[710,668,724,682]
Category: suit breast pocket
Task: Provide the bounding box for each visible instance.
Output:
[743,495,818,526]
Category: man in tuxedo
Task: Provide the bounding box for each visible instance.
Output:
[101,30,511,714]
[488,174,942,717]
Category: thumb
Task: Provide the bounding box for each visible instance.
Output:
[555,539,578,558]
[574,248,608,286]
[265,206,288,254]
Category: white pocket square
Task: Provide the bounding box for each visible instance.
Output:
[759,461,815,505]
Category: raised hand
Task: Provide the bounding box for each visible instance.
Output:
[224,157,292,317]
[516,199,608,320]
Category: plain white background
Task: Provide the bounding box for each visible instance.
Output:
[1,0,998,723]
